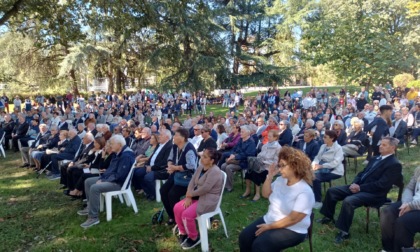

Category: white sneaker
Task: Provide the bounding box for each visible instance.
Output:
[411,140,417,145]
[313,202,323,209]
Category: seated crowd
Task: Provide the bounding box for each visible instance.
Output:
[0,85,419,251]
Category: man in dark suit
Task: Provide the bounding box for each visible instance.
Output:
[60,132,95,192]
[298,129,320,161]
[46,129,82,180]
[317,136,402,244]
[57,116,69,131]
[391,111,407,145]
[11,115,29,152]
[20,124,50,168]
[2,114,15,150]
[132,129,173,201]
[365,105,392,159]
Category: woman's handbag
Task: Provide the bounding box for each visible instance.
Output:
[174,170,193,187]
[247,157,265,173]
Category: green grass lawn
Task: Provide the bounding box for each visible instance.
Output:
[2,98,420,251]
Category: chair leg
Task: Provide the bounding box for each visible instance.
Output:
[0,146,5,158]
[118,194,124,204]
[126,191,138,214]
[106,194,113,221]
[197,217,210,252]
[218,210,228,238]
[155,180,161,203]
[123,193,132,207]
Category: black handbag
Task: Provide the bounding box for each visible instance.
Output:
[174,170,193,187]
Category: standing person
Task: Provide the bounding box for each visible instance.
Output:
[173,148,224,250]
[2,93,9,113]
[13,96,22,112]
[239,147,314,252]
[380,167,420,252]
[365,105,392,161]
[160,128,198,226]
[200,94,207,115]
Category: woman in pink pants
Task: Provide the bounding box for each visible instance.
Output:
[173,148,224,250]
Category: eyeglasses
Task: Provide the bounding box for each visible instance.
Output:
[278,163,288,169]
[194,128,200,131]
[279,123,284,125]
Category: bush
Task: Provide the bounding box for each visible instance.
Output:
[407,80,420,89]
[393,73,415,88]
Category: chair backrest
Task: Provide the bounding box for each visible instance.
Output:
[214,171,227,210]
[121,162,137,190]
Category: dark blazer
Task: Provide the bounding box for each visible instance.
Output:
[299,139,320,161]
[197,137,217,153]
[393,120,407,144]
[61,136,82,156]
[352,154,402,200]
[73,142,95,164]
[345,130,368,155]
[73,117,84,127]
[147,141,173,172]
[365,117,390,148]
[13,122,29,137]
[30,132,51,148]
[336,129,347,146]
[57,121,69,131]
[2,121,15,137]
[278,128,293,146]
[42,133,60,150]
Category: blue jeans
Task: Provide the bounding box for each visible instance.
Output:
[313,172,341,202]
[239,217,306,252]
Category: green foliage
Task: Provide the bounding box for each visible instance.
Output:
[393,73,415,88]
[407,80,420,88]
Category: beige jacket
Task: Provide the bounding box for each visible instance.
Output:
[187,164,223,216]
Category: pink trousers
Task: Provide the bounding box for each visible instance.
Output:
[173,199,199,240]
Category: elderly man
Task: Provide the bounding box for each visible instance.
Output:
[46,128,82,180]
[220,125,256,192]
[2,114,15,150]
[60,132,95,192]
[188,124,203,150]
[391,111,407,145]
[132,129,173,201]
[131,127,151,157]
[77,135,135,228]
[86,122,98,137]
[318,137,402,244]
[11,114,29,152]
[20,124,50,168]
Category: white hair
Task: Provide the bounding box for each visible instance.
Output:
[160,129,172,139]
[306,119,315,127]
[84,132,94,142]
[110,134,126,146]
[240,125,251,134]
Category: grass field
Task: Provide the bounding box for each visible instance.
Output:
[1,88,420,252]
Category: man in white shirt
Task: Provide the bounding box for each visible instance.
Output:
[188,124,203,150]
[364,104,377,124]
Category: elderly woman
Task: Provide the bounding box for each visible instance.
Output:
[220,125,256,192]
[260,116,279,145]
[332,120,347,146]
[160,128,198,226]
[312,130,344,209]
[173,148,224,250]
[31,126,60,170]
[219,124,241,152]
[298,129,320,161]
[242,130,281,201]
[380,167,420,252]
[278,120,293,146]
[239,147,314,252]
[342,119,367,157]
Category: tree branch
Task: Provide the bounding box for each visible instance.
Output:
[0,0,25,26]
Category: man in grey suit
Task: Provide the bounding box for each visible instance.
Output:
[391,111,407,145]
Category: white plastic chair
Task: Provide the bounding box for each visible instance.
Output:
[0,132,5,158]
[155,179,167,203]
[196,171,228,252]
[99,163,138,221]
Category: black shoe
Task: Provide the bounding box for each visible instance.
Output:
[30,164,36,168]
[147,195,156,201]
[317,217,334,225]
[20,163,30,168]
[63,189,70,196]
[178,234,188,245]
[335,231,350,244]
[181,235,201,250]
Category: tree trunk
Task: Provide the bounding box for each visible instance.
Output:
[69,69,79,96]
[107,58,114,93]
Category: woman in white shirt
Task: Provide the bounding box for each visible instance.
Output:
[216,124,228,150]
[311,130,344,209]
[239,146,314,252]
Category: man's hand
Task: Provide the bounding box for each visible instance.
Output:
[255,224,271,236]
[68,162,74,167]
[349,183,360,193]
[146,166,152,173]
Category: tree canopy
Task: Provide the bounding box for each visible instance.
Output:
[0,0,418,94]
